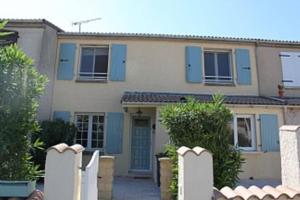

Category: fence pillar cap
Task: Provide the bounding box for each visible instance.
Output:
[280,125,300,132]
[177,146,211,156]
[100,155,115,160]
[159,157,171,162]
[47,143,85,154]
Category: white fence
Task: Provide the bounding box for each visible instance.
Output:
[81,150,99,200]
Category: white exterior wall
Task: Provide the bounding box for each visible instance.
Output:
[8,25,58,121]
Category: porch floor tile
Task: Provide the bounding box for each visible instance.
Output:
[113,177,160,200]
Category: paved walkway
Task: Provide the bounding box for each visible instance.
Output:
[113,177,160,200]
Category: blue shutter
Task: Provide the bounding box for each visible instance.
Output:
[57,43,76,80]
[106,112,124,154]
[53,111,71,122]
[109,44,127,81]
[260,114,280,152]
[185,46,202,83]
[235,48,251,85]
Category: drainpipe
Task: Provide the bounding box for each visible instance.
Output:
[283,105,288,125]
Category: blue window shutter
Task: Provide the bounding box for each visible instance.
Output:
[109,44,127,81]
[260,114,280,152]
[53,111,71,122]
[106,112,124,154]
[185,46,202,83]
[57,43,76,80]
[235,48,251,85]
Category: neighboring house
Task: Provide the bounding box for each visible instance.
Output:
[256,44,300,125]
[52,32,288,182]
[4,19,63,120]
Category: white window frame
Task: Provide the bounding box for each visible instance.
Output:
[75,113,106,152]
[204,50,233,84]
[233,114,256,151]
[78,45,109,81]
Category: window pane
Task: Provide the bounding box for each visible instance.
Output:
[237,117,252,148]
[91,115,104,148]
[204,52,216,79]
[80,48,94,75]
[94,48,108,78]
[217,53,231,80]
[76,114,89,147]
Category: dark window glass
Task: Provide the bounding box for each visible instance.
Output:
[80,48,94,76]
[204,52,215,79]
[204,51,232,82]
[217,53,230,80]
[237,117,252,148]
[94,48,108,78]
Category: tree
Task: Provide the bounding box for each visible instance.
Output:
[160,95,244,198]
[0,44,48,181]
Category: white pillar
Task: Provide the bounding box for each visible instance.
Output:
[177,146,213,200]
[44,143,84,200]
[280,125,300,190]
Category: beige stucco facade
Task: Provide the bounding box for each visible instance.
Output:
[6,21,59,121]
[257,46,300,97]
[51,36,286,181]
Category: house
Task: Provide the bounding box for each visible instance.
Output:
[256,43,300,125]
[51,31,295,182]
[4,19,63,121]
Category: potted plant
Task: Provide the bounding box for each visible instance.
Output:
[0,23,47,197]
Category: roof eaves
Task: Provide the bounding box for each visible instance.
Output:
[58,32,300,46]
[2,18,64,32]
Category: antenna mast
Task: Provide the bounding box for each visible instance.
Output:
[72,17,102,32]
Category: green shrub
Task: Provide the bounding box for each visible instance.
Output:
[160,95,244,198]
[32,119,77,170]
[0,44,47,181]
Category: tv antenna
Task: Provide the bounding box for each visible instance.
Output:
[72,17,102,32]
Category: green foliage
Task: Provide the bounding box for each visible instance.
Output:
[160,95,244,198]
[32,120,77,170]
[0,44,48,181]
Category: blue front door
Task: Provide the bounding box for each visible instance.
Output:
[131,117,151,170]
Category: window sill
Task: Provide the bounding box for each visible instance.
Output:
[204,82,235,87]
[284,86,300,89]
[75,79,108,83]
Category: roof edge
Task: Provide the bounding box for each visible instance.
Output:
[2,19,64,32]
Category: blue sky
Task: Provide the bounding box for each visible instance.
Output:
[2,0,300,40]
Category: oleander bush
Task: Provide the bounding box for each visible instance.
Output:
[160,95,244,199]
[0,43,47,181]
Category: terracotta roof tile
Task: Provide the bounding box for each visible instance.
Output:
[215,185,300,200]
[121,92,285,106]
[26,190,44,200]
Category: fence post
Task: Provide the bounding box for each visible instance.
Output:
[280,125,300,189]
[159,158,172,200]
[98,156,115,200]
[44,143,84,200]
[177,146,213,200]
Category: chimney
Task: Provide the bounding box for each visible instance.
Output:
[278,84,284,97]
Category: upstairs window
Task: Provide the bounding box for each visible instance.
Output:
[204,51,232,84]
[280,52,300,87]
[230,115,256,151]
[79,47,109,80]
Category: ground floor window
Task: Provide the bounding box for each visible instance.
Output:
[75,113,105,150]
[230,115,256,151]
